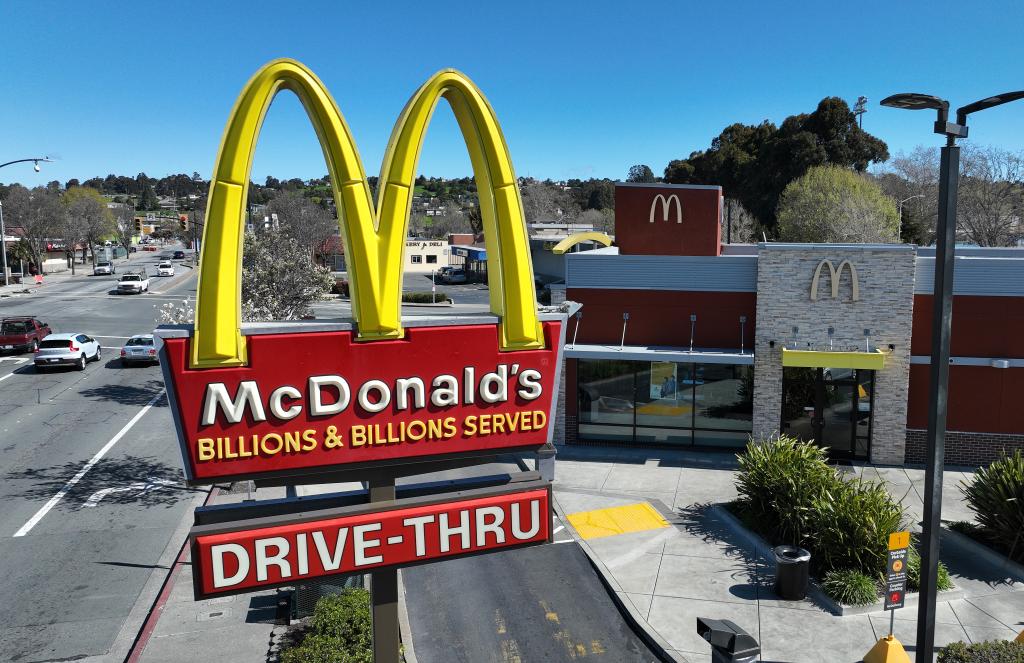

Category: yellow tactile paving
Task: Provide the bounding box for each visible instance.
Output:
[566,502,670,540]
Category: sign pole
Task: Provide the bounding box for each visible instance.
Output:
[369,476,400,663]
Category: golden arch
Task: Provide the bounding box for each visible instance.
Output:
[192,59,542,368]
[810,259,859,301]
[551,231,613,255]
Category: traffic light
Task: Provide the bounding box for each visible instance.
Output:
[179,215,189,232]
[134,217,143,234]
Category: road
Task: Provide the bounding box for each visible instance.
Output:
[0,246,205,662]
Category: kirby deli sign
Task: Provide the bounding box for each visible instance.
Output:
[157,59,565,487]
[190,481,551,599]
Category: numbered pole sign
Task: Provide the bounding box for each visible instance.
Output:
[885,531,910,610]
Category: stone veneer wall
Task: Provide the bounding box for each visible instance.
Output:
[753,245,916,465]
[906,429,1024,467]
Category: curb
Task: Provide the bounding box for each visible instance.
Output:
[711,503,965,616]
[550,490,676,663]
[941,525,1024,582]
[396,570,418,663]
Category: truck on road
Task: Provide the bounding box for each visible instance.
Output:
[0,317,52,353]
[117,269,150,294]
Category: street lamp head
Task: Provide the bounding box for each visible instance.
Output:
[33,161,41,172]
[880,93,949,112]
[956,90,1024,125]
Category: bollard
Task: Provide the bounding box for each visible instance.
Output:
[696,617,760,663]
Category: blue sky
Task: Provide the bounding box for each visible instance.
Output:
[2,1,1022,188]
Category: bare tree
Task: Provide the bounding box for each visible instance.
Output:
[520,180,580,224]
[958,145,1024,247]
[722,198,760,243]
[419,202,473,239]
[65,187,114,266]
[56,205,86,275]
[267,191,336,254]
[1,185,62,273]
[112,206,136,260]
[577,208,614,234]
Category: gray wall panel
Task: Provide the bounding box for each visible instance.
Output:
[915,257,1024,296]
[566,254,757,291]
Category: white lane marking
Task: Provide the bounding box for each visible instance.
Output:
[93,336,130,340]
[82,477,175,508]
[552,525,564,535]
[0,357,30,364]
[0,373,17,384]
[12,390,165,537]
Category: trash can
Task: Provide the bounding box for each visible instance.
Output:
[773,545,811,600]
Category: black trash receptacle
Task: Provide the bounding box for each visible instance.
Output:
[773,545,811,600]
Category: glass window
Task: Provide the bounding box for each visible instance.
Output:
[411,255,423,264]
[634,362,694,445]
[577,359,634,441]
[426,255,438,264]
[693,364,753,431]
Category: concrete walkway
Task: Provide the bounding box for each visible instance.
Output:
[552,445,1024,663]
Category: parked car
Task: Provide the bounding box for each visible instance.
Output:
[0,317,51,353]
[120,334,158,366]
[438,268,468,284]
[172,250,186,260]
[34,333,101,371]
[93,260,116,276]
[156,261,175,277]
[143,246,158,252]
[129,246,137,253]
[117,270,150,294]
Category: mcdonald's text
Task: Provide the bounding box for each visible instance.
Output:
[162,321,562,484]
[191,487,550,598]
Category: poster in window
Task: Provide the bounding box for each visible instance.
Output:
[650,361,677,399]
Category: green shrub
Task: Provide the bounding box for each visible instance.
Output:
[811,478,905,575]
[332,279,349,297]
[906,540,954,592]
[401,291,451,304]
[280,589,373,663]
[821,569,878,605]
[937,639,1024,663]
[960,451,1024,563]
[735,435,836,546]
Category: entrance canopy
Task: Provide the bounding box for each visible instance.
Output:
[781,348,886,370]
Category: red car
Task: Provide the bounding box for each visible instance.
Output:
[0,317,52,353]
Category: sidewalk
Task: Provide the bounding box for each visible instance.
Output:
[552,445,1024,663]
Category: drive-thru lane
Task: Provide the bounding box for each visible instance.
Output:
[0,253,203,662]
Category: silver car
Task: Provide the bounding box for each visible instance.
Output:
[94,261,115,275]
[34,333,102,371]
[120,334,158,366]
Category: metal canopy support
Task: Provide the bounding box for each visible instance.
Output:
[370,476,400,663]
[916,142,959,663]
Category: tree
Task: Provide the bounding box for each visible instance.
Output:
[420,202,473,239]
[664,98,889,233]
[241,229,334,320]
[776,165,898,243]
[520,180,579,223]
[578,208,614,234]
[55,202,85,275]
[64,187,114,266]
[957,145,1024,247]
[1,185,62,273]
[267,190,336,255]
[626,164,656,183]
[112,206,136,259]
[137,184,159,211]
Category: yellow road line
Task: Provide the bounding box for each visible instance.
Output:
[566,502,670,540]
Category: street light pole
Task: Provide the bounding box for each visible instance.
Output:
[0,157,53,286]
[881,89,1024,663]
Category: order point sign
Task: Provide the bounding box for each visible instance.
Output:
[885,531,910,610]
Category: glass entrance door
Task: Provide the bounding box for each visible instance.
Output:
[781,367,873,460]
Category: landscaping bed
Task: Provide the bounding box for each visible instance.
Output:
[725,435,958,614]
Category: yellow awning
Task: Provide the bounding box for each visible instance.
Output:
[781,348,887,370]
[551,231,613,254]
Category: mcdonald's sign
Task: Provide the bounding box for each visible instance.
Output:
[810,259,860,301]
[649,194,682,224]
[157,60,565,485]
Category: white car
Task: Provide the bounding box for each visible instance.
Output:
[121,334,158,366]
[117,271,150,294]
[34,333,102,371]
[93,261,115,276]
[156,261,175,277]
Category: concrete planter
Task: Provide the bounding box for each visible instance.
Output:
[712,504,964,616]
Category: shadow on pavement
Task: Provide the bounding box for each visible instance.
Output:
[78,379,166,407]
[4,454,194,509]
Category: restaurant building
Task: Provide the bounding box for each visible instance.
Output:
[558,182,1024,466]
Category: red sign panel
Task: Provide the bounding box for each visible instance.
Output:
[191,486,551,599]
[161,321,563,485]
[614,183,723,257]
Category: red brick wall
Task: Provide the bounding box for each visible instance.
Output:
[564,289,756,349]
[614,185,722,257]
[905,429,1024,467]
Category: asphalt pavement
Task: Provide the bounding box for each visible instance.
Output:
[0,245,205,662]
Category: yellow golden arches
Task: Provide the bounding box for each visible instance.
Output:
[192,59,542,368]
[551,232,614,255]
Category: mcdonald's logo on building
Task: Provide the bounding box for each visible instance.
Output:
[810,259,860,301]
[156,59,566,486]
[649,193,683,224]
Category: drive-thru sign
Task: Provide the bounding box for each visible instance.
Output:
[156,59,566,661]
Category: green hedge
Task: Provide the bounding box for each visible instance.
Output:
[280,589,373,663]
[402,291,451,304]
[734,435,953,603]
[960,450,1024,564]
[937,640,1024,663]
